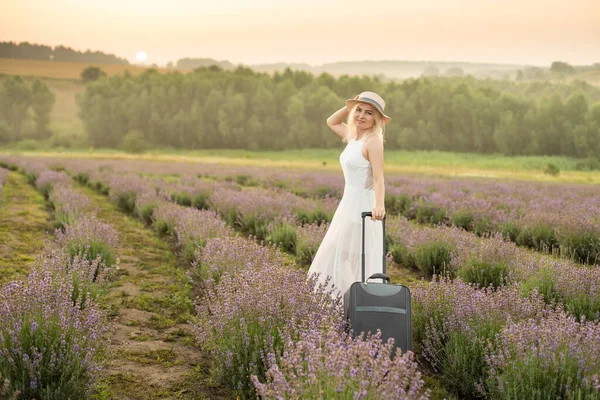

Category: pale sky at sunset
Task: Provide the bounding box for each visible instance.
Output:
[2,0,599,67]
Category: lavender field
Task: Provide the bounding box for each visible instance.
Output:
[1,154,599,399]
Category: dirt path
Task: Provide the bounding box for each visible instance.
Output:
[0,171,50,285]
[74,184,226,400]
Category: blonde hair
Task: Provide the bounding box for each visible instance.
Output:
[343,103,386,143]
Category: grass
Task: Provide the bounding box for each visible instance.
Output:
[0,171,50,285]
[3,147,599,184]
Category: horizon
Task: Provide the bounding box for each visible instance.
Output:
[2,0,599,68]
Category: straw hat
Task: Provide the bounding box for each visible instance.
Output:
[346,91,391,124]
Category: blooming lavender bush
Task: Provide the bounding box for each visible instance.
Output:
[162,178,224,210]
[0,267,108,399]
[34,169,71,199]
[152,201,182,235]
[266,220,298,254]
[252,327,430,400]
[108,175,155,213]
[48,183,94,228]
[486,309,600,399]
[133,188,164,225]
[453,234,523,288]
[209,186,314,240]
[150,201,234,262]
[519,255,600,321]
[173,208,234,262]
[193,236,293,283]
[54,215,119,281]
[387,217,471,277]
[411,278,548,398]
[296,222,329,267]
[37,247,110,308]
[193,266,342,397]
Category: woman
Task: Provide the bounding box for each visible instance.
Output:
[308,91,390,297]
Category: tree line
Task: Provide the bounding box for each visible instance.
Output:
[76,67,600,157]
[0,76,55,142]
[0,41,129,65]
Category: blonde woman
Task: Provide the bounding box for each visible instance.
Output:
[308,91,390,297]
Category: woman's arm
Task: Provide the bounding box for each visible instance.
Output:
[365,135,385,221]
[326,106,350,139]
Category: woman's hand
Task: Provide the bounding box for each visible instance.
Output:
[371,206,386,221]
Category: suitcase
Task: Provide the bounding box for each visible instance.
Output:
[343,211,413,353]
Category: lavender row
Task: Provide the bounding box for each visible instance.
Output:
[156,179,333,268]
[12,156,600,399]
[5,155,599,263]
[387,216,600,321]
[27,165,119,275]
[145,171,600,324]
[66,166,332,267]
[411,278,600,399]
[218,169,600,265]
[0,163,119,398]
[104,169,600,320]
[176,162,600,265]
[42,163,600,324]
[184,186,599,399]
[76,167,431,399]
[192,235,429,399]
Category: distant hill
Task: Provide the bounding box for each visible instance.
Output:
[175,57,235,70]
[173,57,525,79]
[246,59,600,84]
[0,41,129,65]
[1,50,597,87]
[310,60,525,79]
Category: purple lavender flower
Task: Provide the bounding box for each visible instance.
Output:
[54,215,120,276]
[48,183,95,227]
[486,308,600,399]
[0,265,108,398]
[252,327,431,400]
[192,262,342,396]
[193,235,292,282]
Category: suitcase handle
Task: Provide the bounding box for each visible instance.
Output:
[367,273,390,283]
[361,212,386,282]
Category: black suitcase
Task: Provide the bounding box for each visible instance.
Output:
[343,211,413,353]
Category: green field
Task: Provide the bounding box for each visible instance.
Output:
[2,147,599,184]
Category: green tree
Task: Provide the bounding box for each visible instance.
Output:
[550,61,575,74]
[446,67,465,77]
[285,94,308,148]
[422,66,440,77]
[0,76,32,141]
[81,66,107,83]
[120,130,147,153]
[218,93,248,148]
[516,70,524,81]
[30,78,56,139]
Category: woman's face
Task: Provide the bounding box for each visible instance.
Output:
[354,103,377,131]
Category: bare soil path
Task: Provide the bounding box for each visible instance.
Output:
[75,184,228,400]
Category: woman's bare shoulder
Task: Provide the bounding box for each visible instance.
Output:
[364,133,384,149]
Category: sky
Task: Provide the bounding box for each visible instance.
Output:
[1,0,599,67]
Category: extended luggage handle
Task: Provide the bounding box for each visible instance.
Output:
[361,212,388,283]
[367,273,391,283]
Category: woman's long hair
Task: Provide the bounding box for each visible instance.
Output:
[343,103,386,143]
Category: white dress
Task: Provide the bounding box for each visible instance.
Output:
[308,136,384,297]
